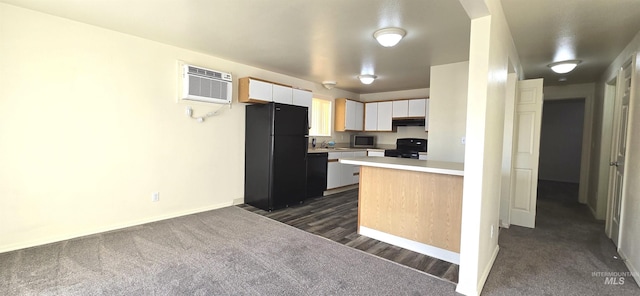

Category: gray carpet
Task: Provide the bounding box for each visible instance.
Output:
[482,181,640,296]
[0,206,458,295]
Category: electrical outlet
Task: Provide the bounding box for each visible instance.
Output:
[152,192,160,202]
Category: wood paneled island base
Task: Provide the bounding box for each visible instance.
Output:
[357,165,463,264]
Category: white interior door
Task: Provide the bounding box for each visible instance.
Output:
[510,78,544,228]
[608,59,633,247]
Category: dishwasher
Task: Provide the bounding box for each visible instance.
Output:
[307,152,328,198]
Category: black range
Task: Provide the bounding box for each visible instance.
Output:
[384,138,427,159]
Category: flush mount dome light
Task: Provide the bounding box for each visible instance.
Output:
[373,27,406,47]
[548,60,581,74]
[358,74,377,85]
[322,81,337,89]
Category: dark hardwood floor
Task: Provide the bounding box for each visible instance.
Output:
[237,189,459,283]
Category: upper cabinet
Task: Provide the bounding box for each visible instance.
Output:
[392,100,409,118]
[364,101,393,131]
[239,77,314,127]
[292,88,313,128]
[335,98,364,131]
[272,84,293,104]
[425,99,430,131]
[239,78,273,103]
[408,99,427,117]
[392,99,427,118]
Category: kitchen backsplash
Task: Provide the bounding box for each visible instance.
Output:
[358,126,428,145]
[309,126,427,146]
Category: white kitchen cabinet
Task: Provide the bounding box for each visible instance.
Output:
[272,84,293,104]
[326,161,342,189]
[408,99,427,117]
[365,101,392,131]
[354,102,364,131]
[425,99,430,131]
[345,100,358,130]
[292,88,313,128]
[335,98,364,131]
[377,101,393,131]
[364,103,378,131]
[325,151,364,189]
[367,150,385,157]
[392,100,409,118]
[351,151,366,183]
[239,78,273,103]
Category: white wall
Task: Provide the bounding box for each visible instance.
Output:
[359,88,429,102]
[358,126,427,146]
[499,73,517,227]
[0,3,359,252]
[457,0,522,294]
[428,61,469,163]
[598,29,640,287]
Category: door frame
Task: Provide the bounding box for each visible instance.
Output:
[541,84,596,205]
[604,76,620,238]
[605,57,634,245]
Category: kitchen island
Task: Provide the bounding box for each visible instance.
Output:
[339,157,464,264]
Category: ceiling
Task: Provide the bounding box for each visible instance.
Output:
[502,0,640,86]
[2,0,640,92]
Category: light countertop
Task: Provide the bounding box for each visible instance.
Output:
[308,147,368,153]
[339,157,463,176]
[309,147,426,155]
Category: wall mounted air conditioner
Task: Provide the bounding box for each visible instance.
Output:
[182,64,232,104]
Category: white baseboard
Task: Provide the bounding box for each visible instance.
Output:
[359,226,460,264]
[0,201,234,253]
[618,249,640,289]
[455,244,499,296]
[478,245,500,293]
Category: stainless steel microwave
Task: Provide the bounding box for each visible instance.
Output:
[351,135,376,148]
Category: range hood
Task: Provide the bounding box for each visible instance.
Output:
[392,118,425,127]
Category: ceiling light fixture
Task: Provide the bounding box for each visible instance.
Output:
[358,74,377,85]
[548,60,581,74]
[322,81,337,90]
[373,27,406,47]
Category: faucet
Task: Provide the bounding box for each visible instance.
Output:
[320,141,327,148]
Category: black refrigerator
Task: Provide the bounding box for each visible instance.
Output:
[245,103,308,211]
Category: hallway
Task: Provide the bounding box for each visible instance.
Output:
[483,180,639,295]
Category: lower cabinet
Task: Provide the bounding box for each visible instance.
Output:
[326,151,366,189]
[367,150,385,157]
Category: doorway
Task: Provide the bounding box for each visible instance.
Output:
[538,99,586,190]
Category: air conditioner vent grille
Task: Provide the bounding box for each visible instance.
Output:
[182,64,232,104]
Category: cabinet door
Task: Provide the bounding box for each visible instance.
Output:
[367,150,384,157]
[292,89,313,128]
[354,102,364,131]
[352,151,366,184]
[272,84,293,104]
[249,79,273,102]
[365,103,378,131]
[408,99,426,117]
[392,100,409,118]
[377,101,393,131]
[425,99,430,131]
[327,161,342,189]
[345,100,357,130]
